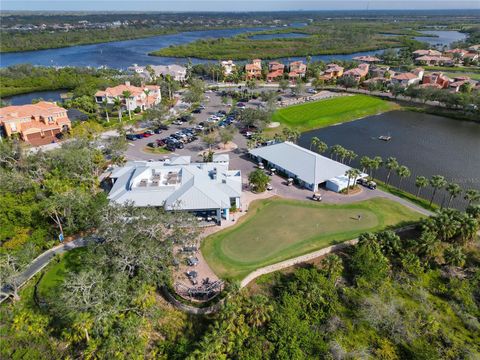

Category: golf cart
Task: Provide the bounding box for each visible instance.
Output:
[257,162,264,170]
[287,178,294,186]
[367,181,377,190]
[269,168,276,176]
[267,183,273,191]
[312,192,322,201]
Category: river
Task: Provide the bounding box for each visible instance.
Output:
[299,111,480,209]
[1,25,389,69]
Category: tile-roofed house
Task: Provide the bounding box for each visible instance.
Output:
[267,69,284,82]
[390,67,424,87]
[422,72,451,89]
[249,142,363,192]
[94,81,161,112]
[343,63,370,82]
[245,59,262,80]
[288,61,307,82]
[413,49,442,57]
[107,155,241,222]
[127,64,187,82]
[414,55,453,66]
[352,55,381,63]
[268,61,285,72]
[0,101,71,145]
[221,60,236,76]
[320,63,344,80]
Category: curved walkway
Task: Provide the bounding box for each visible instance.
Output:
[239,224,419,288]
[0,237,89,303]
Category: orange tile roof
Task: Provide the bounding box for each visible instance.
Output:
[0,101,66,123]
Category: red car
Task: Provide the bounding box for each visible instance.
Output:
[142,132,153,137]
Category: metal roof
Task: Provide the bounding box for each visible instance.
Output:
[108,159,241,211]
[249,142,351,185]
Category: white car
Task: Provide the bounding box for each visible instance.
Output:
[267,184,273,191]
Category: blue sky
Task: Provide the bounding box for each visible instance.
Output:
[2,1,479,12]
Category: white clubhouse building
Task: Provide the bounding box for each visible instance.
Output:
[108,155,241,222]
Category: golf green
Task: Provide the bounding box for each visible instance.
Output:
[202,197,423,280]
[272,94,397,132]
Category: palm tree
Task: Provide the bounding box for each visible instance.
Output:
[464,189,480,206]
[345,169,354,194]
[384,157,399,187]
[429,175,447,206]
[102,99,110,123]
[446,182,462,208]
[322,254,344,283]
[310,136,320,151]
[415,176,429,197]
[143,88,151,109]
[371,156,383,178]
[113,96,122,122]
[122,90,133,120]
[360,156,372,174]
[245,295,273,328]
[330,144,342,160]
[396,165,411,189]
[316,140,328,154]
[338,147,348,164]
[351,168,361,188]
[346,150,357,165]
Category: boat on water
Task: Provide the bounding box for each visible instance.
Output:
[378,135,392,141]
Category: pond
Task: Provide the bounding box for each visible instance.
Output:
[414,30,467,47]
[298,111,480,209]
[4,90,66,105]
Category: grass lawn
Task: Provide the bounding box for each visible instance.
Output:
[36,247,86,302]
[202,197,423,281]
[143,146,171,155]
[271,95,398,132]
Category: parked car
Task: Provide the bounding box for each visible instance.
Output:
[144,130,155,135]
[186,270,198,279]
[312,192,322,201]
[307,88,317,94]
[192,108,202,113]
[153,128,163,134]
[147,142,158,148]
[135,134,144,139]
[156,139,166,147]
[187,257,199,266]
[182,245,198,253]
[126,134,138,141]
[166,143,176,152]
[267,183,273,191]
[142,132,153,138]
[158,124,169,130]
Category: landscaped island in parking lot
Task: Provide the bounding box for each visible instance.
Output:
[201,197,423,280]
[272,94,398,132]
